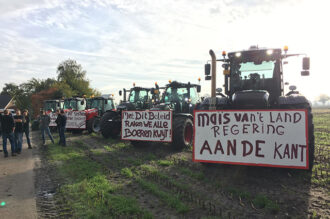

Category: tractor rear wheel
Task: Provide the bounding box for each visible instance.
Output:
[172,117,193,150]
[100,111,121,139]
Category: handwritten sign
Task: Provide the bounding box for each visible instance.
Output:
[48,111,86,129]
[121,111,172,142]
[193,110,309,169]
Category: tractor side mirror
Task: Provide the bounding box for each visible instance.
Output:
[303,57,310,70]
[205,63,211,75]
[216,88,222,93]
[196,85,201,93]
[119,90,122,96]
[284,82,289,85]
[81,100,85,105]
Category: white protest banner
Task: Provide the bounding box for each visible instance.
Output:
[121,110,172,142]
[193,110,309,169]
[65,111,86,129]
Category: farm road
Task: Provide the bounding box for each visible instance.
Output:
[0,135,38,219]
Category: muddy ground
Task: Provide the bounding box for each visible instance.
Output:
[33,109,329,218]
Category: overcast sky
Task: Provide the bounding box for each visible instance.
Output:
[0,0,329,101]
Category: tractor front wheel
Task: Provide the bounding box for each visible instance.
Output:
[100,112,121,139]
[172,117,193,150]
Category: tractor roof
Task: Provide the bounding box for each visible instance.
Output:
[64,97,85,101]
[164,81,200,89]
[91,96,114,100]
[228,48,282,62]
[129,87,152,91]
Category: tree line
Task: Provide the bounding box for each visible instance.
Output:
[1,59,100,118]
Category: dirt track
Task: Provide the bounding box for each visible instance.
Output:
[0,134,38,219]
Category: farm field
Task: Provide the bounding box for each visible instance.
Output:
[34,108,329,218]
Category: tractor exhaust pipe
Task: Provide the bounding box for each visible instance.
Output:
[209,49,216,110]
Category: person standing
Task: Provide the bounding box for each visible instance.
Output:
[0,109,16,157]
[23,109,32,149]
[14,109,24,154]
[39,110,54,145]
[55,109,61,140]
[56,110,67,146]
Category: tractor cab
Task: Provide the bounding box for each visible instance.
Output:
[118,85,153,111]
[88,95,115,116]
[63,97,86,111]
[155,81,201,114]
[204,46,310,108]
[44,100,63,112]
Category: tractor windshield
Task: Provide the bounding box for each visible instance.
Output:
[230,60,276,92]
[44,101,56,112]
[64,99,77,110]
[128,90,149,103]
[91,99,103,111]
[164,87,189,104]
[232,61,275,79]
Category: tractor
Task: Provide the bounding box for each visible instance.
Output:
[130,81,201,149]
[100,84,157,138]
[62,97,101,133]
[198,46,314,169]
[86,95,116,133]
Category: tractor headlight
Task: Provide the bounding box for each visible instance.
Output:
[266,49,273,55]
[235,52,241,57]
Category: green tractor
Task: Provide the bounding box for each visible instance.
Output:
[100,84,158,139]
[131,81,201,149]
[199,46,314,169]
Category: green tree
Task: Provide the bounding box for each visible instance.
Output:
[57,59,98,96]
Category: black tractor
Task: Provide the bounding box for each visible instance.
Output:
[136,81,201,149]
[86,95,116,133]
[200,46,314,169]
[100,85,157,138]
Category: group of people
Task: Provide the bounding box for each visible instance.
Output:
[0,108,67,158]
[0,109,32,157]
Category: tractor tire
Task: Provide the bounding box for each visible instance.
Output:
[92,117,101,133]
[172,117,193,150]
[87,117,94,134]
[100,111,121,139]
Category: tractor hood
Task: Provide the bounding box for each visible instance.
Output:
[232,90,269,108]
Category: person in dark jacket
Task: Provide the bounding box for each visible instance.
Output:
[23,109,32,149]
[0,109,16,157]
[14,109,24,154]
[39,110,54,145]
[55,110,67,146]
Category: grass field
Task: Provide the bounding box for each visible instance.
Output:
[36,108,330,218]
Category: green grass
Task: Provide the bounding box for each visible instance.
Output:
[121,168,134,178]
[179,167,205,180]
[252,194,279,214]
[157,160,174,166]
[137,178,189,214]
[48,143,152,218]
